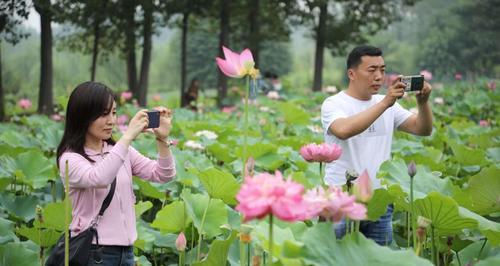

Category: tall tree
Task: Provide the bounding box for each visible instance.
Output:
[0,0,30,120]
[243,0,296,67]
[34,0,54,114]
[247,0,260,66]
[55,0,112,81]
[217,0,230,107]
[180,10,188,106]
[419,0,500,78]
[108,0,164,105]
[138,0,153,106]
[312,1,327,92]
[123,0,138,96]
[161,0,209,107]
[304,0,418,91]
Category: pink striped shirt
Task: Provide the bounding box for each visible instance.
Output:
[59,142,176,246]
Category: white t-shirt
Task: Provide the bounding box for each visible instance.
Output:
[320,91,412,188]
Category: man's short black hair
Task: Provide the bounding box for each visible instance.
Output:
[346,45,383,70]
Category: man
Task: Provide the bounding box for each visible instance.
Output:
[321,45,433,245]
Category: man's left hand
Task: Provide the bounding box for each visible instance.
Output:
[416,81,432,104]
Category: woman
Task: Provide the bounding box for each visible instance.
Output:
[56,81,176,265]
[182,78,199,111]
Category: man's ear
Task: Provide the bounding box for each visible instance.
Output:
[347,68,355,81]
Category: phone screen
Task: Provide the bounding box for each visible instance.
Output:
[410,76,424,91]
[147,111,160,128]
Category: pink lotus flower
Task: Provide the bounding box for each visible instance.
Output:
[303,186,367,222]
[420,70,433,81]
[216,46,259,79]
[384,73,399,88]
[221,106,236,114]
[300,143,342,163]
[18,98,32,110]
[117,114,129,133]
[121,91,133,102]
[434,97,444,105]
[152,94,162,101]
[266,91,280,100]
[352,170,372,203]
[455,73,462,80]
[236,171,310,222]
[479,120,489,127]
[175,232,187,251]
[323,86,338,94]
[487,81,496,91]
[50,114,63,122]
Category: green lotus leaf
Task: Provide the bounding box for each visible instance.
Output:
[379,158,455,203]
[181,189,228,238]
[453,166,500,215]
[0,194,38,222]
[193,230,237,266]
[300,222,433,266]
[414,192,478,236]
[135,200,153,219]
[0,242,38,266]
[366,189,395,221]
[133,176,165,200]
[197,168,240,205]
[151,200,189,234]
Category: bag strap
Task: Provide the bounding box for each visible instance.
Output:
[98,178,116,216]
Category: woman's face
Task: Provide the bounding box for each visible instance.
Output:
[87,101,117,141]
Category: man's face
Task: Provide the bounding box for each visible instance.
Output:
[349,56,385,94]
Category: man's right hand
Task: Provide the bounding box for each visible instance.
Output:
[382,78,406,108]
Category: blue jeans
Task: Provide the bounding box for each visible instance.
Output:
[335,204,394,245]
[88,245,134,266]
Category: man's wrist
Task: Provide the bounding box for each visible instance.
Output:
[379,99,391,109]
[156,137,174,146]
[417,99,429,107]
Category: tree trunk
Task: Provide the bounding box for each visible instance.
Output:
[90,21,100,81]
[138,1,153,107]
[0,41,4,121]
[312,2,327,92]
[125,2,137,96]
[217,0,229,108]
[180,12,189,107]
[248,0,260,67]
[37,0,53,114]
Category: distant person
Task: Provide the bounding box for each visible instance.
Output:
[270,73,282,91]
[260,72,273,94]
[183,78,200,111]
[321,45,433,245]
[56,81,176,265]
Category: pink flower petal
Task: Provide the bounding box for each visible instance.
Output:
[353,169,372,203]
[216,58,241,78]
[222,46,244,73]
[239,49,255,68]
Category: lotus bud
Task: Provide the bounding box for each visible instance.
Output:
[175,232,187,251]
[239,224,253,244]
[417,216,431,228]
[408,161,417,178]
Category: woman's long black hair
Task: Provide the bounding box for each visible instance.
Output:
[56,81,117,168]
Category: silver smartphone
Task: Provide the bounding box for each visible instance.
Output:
[401,75,424,92]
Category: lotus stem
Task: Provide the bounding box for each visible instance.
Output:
[268,214,274,266]
[197,198,211,261]
[243,76,249,176]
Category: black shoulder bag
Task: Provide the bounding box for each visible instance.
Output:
[45,178,116,266]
